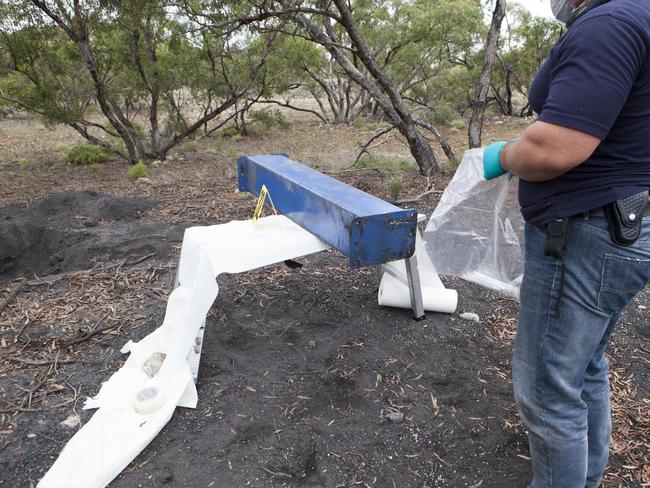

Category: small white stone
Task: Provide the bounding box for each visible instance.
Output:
[27,433,37,439]
[385,412,404,424]
[136,177,152,185]
[638,305,647,310]
[460,312,480,323]
[60,414,80,429]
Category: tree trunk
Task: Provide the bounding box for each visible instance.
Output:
[505,70,513,116]
[403,125,435,176]
[468,0,506,148]
[280,0,439,173]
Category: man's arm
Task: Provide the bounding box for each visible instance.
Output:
[499,120,601,182]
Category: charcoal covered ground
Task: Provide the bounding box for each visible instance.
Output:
[0,117,647,487]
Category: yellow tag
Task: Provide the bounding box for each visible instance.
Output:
[253,185,278,223]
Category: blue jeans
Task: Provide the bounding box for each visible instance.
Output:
[514,216,650,488]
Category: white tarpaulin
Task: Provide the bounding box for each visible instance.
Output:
[378,225,458,313]
[38,215,330,488]
[423,148,525,297]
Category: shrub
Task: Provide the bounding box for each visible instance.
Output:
[441,157,461,175]
[128,161,148,180]
[250,108,289,129]
[222,126,240,138]
[181,141,198,151]
[426,102,461,126]
[64,143,113,166]
[356,153,416,172]
[450,117,465,130]
[387,176,403,200]
[355,120,384,132]
[211,136,223,151]
[53,143,70,151]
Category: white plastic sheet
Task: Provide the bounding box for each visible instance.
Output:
[378,226,458,313]
[424,148,524,297]
[38,215,330,488]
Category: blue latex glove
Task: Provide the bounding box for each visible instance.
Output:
[483,141,508,180]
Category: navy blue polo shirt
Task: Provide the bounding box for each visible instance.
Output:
[522,0,650,225]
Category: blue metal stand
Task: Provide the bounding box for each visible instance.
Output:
[238,154,418,269]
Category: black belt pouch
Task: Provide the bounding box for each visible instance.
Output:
[603,190,649,246]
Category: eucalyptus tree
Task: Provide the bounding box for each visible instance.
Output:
[0,0,272,163]
[254,34,365,124]
[190,0,478,174]
[492,6,562,116]
[467,0,505,148]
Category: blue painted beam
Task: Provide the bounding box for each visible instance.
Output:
[237,154,417,268]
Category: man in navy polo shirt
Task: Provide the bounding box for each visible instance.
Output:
[482,0,650,486]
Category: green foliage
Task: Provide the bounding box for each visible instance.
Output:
[491,5,562,114]
[222,126,240,138]
[355,120,384,132]
[357,153,415,173]
[387,175,403,201]
[64,143,113,166]
[13,157,29,167]
[0,0,560,165]
[441,157,461,175]
[450,118,465,130]
[128,161,148,180]
[0,0,275,162]
[212,136,223,151]
[249,108,289,129]
[257,36,324,96]
[53,143,71,151]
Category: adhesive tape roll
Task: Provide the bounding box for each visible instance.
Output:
[133,385,165,415]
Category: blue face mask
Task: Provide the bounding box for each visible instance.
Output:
[551,0,575,24]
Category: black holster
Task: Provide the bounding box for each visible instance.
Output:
[543,218,570,259]
[542,218,570,318]
[603,190,649,246]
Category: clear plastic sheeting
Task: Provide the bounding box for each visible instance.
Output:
[424,148,524,297]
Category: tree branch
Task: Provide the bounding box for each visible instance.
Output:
[348,125,395,169]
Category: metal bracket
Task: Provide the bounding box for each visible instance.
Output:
[404,255,425,320]
[380,256,426,321]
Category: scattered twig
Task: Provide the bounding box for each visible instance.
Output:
[431,448,453,467]
[4,357,98,366]
[261,466,294,479]
[13,314,32,343]
[392,188,442,205]
[63,312,114,346]
[325,167,384,175]
[0,283,24,317]
[127,251,158,266]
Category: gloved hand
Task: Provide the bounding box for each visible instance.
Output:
[483,141,508,180]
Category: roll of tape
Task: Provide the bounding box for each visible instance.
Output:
[133,385,165,415]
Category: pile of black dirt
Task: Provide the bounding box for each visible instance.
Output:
[28,190,156,223]
[0,190,188,280]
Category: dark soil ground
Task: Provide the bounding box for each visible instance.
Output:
[0,117,647,488]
